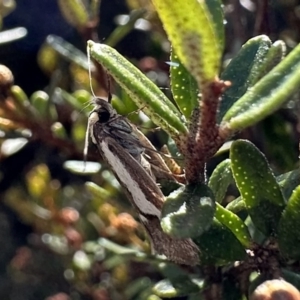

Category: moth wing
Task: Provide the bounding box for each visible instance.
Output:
[94,134,199,265]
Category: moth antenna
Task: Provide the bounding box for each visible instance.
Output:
[83,117,91,171]
[87,44,97,98]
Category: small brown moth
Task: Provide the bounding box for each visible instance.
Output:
[85,95,199,265]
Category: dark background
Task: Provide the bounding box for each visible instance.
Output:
[0,0,299,299]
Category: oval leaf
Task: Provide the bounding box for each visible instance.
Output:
[57,0,89,29]
[161,184,215,239]
[215,203,252,247]
[153,278,204,298]
[152,0,222,86]
[208,159,233,204]
[277,168,300,201]
[170,51,198,119]
[278,185,300,259]
[88,41,187,140]
[64,161,101,175]
[194,219,246,264]
[218,35,272,122]
[230,140,286,236]
[47,35,92,71]
[222,41,300,131]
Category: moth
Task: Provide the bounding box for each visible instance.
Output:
[85,95,199,265]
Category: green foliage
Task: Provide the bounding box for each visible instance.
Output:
[230,140,286,236]
[161,184,215,239]
[0,0,300,299]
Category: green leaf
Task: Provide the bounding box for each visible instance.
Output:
[105,9,146,47]
[278,185,300,259]
[57,0,89,29]
[161,184,215,239]
[170,51,198,119]
[225,197,246,214]
[281,269,300,291]
[222,41,300,131]
[277,169,300,201]
[30,90,57,121]
[208,159,233,203]
[158,263,204,297]
[72,89,92,106]
[153,278,204,298]
[228,169,300,213]
[64,161,101,175]
[85,182,111,203]
[97,237,142,255]
[88,41,187,140]
[250,40,286,84]
[47,35,91,70]
[230,140,286,236]
[218,35,272,122]
[124,277,153,299]
[194,219,246,264]
[59,88,87,112]
[260,114,297,171]
[215,203,252,247]
[151,0,222,86]
[205,0,225,53]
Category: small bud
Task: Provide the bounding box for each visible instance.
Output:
[0,64,13,99]
[59,207,79,225]
[45,292,70,300]
[112,212,138,232]
[64,227,82,249]
[250,279,300,300]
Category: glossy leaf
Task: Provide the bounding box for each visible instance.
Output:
[151,0,222,86]
[205,0,225,53]
[157,263,204,298]
[278,185,300,259]
[260,114,297,171]
[64,161,101,175]
[57,0,89,29]
[85,182,111,203]
[222,41,300,131]
[30,91,50,119]
[250,40,286,84]
[218,35,271,122]
[277,168,300,201]
[194,219,246,264]
[98,237,142,255]
[105,9,146,47]
[226,169,300,213]
[51,122,67,139]
[230,140,286,236]
[1,137,28,156]
[88,41,187,139]
[208,159,233,203]
[161,184,215,239]
[153,278,204,298]
[226,197,246,214]
[170,51,198,119]
[281,269,300,291]
[215,203,252,247]
[0,27,26,45]
[47,35,92,71]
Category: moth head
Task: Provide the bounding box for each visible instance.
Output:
[91,97,117,123]
[83,97,114,162]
